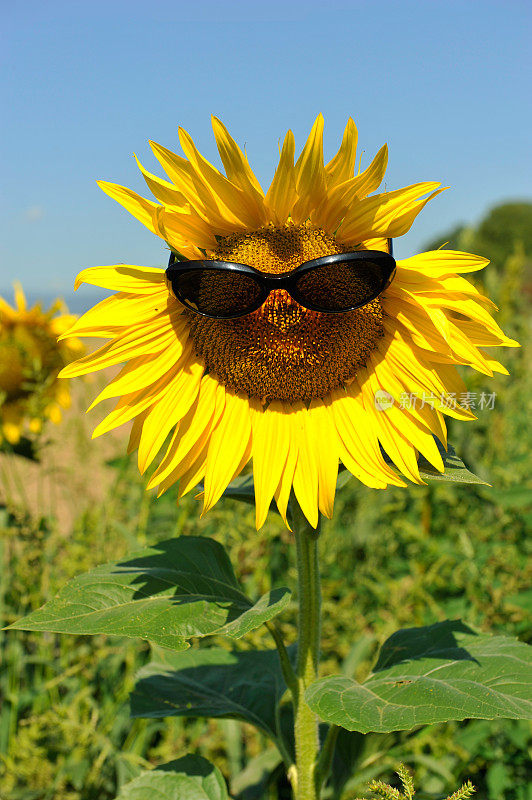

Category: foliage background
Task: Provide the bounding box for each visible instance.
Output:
[0,203,531,799]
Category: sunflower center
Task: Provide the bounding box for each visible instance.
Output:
[186,222,384,403]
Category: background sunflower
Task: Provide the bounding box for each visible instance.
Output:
[0,284,83,446]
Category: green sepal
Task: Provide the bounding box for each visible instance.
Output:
[8,536,291,649]
[306,620,532,733]
[416,441,487,484]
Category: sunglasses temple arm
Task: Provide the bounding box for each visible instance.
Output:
[387,238,393,257]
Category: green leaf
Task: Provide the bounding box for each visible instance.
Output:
[9,537,290,649]
[131,646,290,739]
[306,620,532,734]
[114,755,228,799]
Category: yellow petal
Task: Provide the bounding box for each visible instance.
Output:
[203,392,252,512]
[337,182,443,244]
[291,404,319,529]
[324,117,358,187]
[60,290,171,339]
[97,181,160,235]
[203,436,253,516]
[13,282,27,311]
[386,285,452,343]
[128,408,148,454]
[0,296,16,320]
[148,376,223,489]
[330,389,405,486]
[274,436,298,529]
[59,313,184,378]
[176,440,211,499]
[251,400,291,529]
[264,130,297,225]
[383,296,453,356]
[133,154,190,208]
[154,206,218,252]
[479,351,510,375]
[291,114,327,224]
[358,237,390,252]
[308,400,339,519]
[445,320,493,373]
[74,264,166,294]
[137,356,204,473]
[149,140,204,205]
[356,376,424,484]
[422,294,509,340]
[211,116,266,202]
[361,358,445,472]
[313,144,388,231]
[398,250,489,276]
[368,350,447,446]
[381,322,476,420]
[179,127,262,229]
[89,334,191,408]
[91,363,182,438]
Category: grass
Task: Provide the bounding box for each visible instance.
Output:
[0,244,530,799]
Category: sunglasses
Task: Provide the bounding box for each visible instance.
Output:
[166,240,396,319]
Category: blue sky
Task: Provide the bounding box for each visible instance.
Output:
[2,0,531,303]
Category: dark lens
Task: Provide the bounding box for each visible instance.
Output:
[174,268,263,317]
[294,258,390,312]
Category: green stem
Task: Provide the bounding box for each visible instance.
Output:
[292,499,321,800]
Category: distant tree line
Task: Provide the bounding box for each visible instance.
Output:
[423,201,532,292]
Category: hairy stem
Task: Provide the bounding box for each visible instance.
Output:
[292,500,322,800]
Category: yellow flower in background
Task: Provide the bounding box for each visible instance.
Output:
[0,284,83,445]
[60,115,518,527]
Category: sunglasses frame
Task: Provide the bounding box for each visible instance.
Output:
[166,240,396,319]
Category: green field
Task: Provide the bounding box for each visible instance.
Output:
[1,204,530,799]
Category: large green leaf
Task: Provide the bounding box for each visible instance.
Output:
[131,646,290,740]
[306,620,532,733]
[9,537,290,649]
[114,755,228,799]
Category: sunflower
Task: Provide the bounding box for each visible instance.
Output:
[0,284,83,445]
[60,115,518,528]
